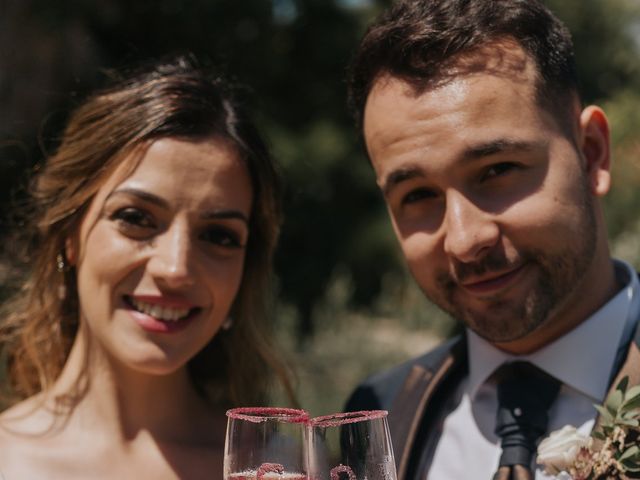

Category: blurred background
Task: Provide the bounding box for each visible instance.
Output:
[1,0,639,415]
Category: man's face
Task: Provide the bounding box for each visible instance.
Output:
[363,46,611,352]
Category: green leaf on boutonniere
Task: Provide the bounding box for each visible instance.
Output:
[617,417,639,428]
[624,465,640,473]
[622,385,640,412]
[620,445,640,472]
[616,420,638,428]
[594,404,614,425]
[620,409,638,418]
[624,384,640,399]
[606,388,624,415]
[619,446,639,461]
[618,376,630,394]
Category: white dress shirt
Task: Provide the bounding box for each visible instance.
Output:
[427,260,640,480]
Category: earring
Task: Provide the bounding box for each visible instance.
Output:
[221,316,233,331]
[56,252,68,300]
[56,253,67,272]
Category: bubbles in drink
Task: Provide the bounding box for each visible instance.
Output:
[226,471,307,480]
[330,465,356,480]
[376,461,395,480]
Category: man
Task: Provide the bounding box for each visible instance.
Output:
[345,1,640,479]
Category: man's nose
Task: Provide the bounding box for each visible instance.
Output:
[147,222,195,288]
[442,190,500,263]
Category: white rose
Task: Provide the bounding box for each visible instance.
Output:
[536,425,590,475]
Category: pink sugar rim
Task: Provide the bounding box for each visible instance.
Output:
[309,410,388,427]
[226,407,310,424]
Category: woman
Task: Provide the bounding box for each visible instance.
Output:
[0,55,292,478]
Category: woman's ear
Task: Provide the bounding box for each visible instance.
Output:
[65,235,78,266]
[578,105,611,197]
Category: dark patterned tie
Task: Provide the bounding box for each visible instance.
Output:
[493,362,561,480]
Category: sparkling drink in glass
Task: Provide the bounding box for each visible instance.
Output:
[308,410,397,480]
[224,407,309,480]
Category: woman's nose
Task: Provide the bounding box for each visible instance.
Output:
[146,223,195,288]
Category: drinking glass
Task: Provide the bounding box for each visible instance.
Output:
[308,410,397,480]
[224,407,310,480]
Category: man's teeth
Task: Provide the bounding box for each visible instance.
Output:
[130,299,191,322]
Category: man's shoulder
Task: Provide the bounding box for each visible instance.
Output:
[366,335,463,387]
[345,335,464,412]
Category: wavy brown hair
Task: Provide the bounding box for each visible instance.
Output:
[0,55,293,408]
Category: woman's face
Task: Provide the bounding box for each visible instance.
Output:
[69,137,252,375]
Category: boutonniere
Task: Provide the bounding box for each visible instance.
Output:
[537,376,640,479]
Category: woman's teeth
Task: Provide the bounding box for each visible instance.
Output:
[130,298,191,322]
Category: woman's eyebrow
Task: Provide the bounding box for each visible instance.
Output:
[106,187,250,225]
[105,188,169,208]
[201,210,249,226]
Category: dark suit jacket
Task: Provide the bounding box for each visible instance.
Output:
[346,319,640,480]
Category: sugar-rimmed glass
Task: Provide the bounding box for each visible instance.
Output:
[308,410,396,480]
[224,407,309,480]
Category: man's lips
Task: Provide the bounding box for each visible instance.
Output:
[458,263,528,296]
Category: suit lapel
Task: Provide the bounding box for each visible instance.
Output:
[593,308,640,435]
[608,331,640,395]
[389,338,466,480]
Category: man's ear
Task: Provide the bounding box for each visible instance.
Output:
[578,105,611,197]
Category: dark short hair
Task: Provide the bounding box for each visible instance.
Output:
[348,0,578,129]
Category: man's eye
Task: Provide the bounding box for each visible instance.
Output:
[482,162,518,180]
[201,226,244,249]
[402,188,436,205]
[112,207,156,229]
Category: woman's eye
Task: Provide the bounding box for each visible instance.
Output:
[112,207,156,230]
[201,226,243,249]
[401,188,436,205]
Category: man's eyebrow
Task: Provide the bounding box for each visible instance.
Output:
[381,165,425,197]
[379,139,543,196]
[461,139,543,161]
[106,188,249,225]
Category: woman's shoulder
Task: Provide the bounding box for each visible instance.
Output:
[0,396,57,457]
[0,394,54,433]
[0,396,76,476]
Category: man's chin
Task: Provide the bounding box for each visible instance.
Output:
[468,325,533,344]
[461,311,544,344]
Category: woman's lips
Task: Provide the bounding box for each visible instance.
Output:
[123,295,201,333]
[127,294,197,310]
[459,263,528,297]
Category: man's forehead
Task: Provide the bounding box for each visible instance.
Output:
[365,39,537,108]
[363,43,540,140]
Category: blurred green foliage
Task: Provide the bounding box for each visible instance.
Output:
[1,0,640,411]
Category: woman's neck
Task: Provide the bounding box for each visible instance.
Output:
[49,324,222,445]
[0,325,227,479]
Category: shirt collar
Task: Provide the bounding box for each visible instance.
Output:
[467,259,639,402]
